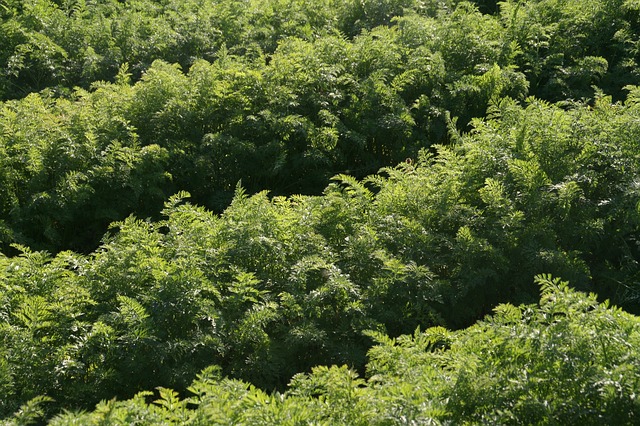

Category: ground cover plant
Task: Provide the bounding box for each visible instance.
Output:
[1,0,640,423]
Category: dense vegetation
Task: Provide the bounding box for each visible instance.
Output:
[2,0,640,423]
[5,0,640,253]
[9,276,640,425]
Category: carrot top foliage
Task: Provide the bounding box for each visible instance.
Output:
[1,0,640,423]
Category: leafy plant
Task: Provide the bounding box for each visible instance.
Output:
[19,277,639,425]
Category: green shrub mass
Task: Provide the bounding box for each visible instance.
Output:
[1,0,640,423]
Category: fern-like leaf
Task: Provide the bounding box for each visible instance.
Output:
[6,395,53,425]
[330,174,373,200]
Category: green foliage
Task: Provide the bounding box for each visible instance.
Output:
[499,0,638,100]
[3,0,640,422]
[0,395,53,426]
[5,88,640,418]
[366,276,640,424]
[26,279,640,425]
[0,87,170,252]
[0,1,535,251]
